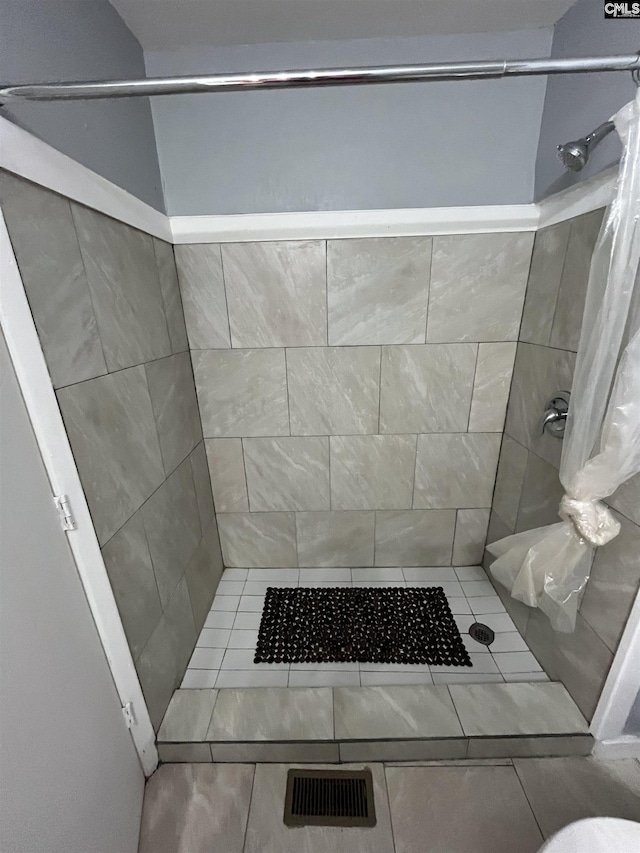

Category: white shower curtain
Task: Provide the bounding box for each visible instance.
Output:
[487,88,640,633]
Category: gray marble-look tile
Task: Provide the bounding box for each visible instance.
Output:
[486,509,513,547]
[57,366,165,545]
[135,578,197,729]
[414,433,501,509]
[138,763,254,853]
[379,344,477,433]
[185,521,224,632]
[244,436,330,511]
[581,511,640,653]
[492,436,529,531]
[142,458,202,606]
[223,241,327,347]
[174,244,231,349]
[340,739,468,762]
[205,438,249,513]
[607,470,640,526]
[334,685,463,739]
[0,172,107,387]
[101,512,162,659]
[244,762,394,853]
[327,237,432,345]
[71,203,171,370]
[519,220,571,346]
[515,451,564,533]
[207,687,333,740]
[210,742,340,762]
[468,342,517,432]
[296,511,375,567]
[156,743,212,763]
[375,509,455,566]
[505,342,576,469]
[330,434,416,510]
[189,442,215,530]
[153,238,188,353]
[145,352,202,475]
[453,508,491,566]
[157,689,217,742]
[387,765,543,853]
[514,757,640,838]
[467,735,593,759]
[427,232,533,343]
[193,348,289,438]
[449,682,589,736]
[550,208,605,352]
[287,346,380,435]
[218,512,297,567]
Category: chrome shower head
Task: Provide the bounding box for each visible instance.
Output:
[557,120,615,172]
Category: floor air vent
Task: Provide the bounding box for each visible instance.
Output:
[284,769,377,827]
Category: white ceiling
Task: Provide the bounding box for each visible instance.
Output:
[109,0,577,51]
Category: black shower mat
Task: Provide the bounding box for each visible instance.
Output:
[254,586,472,667]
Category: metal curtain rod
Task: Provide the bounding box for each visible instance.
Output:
[1,53,639,102]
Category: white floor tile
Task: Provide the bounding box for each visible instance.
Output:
[214,670,289,688]
[454,566,487,582]
[360,672,434,686]
[221,648,288,670]
[221,568,248,581]
[290,661,359,671]
[204,611,236,629]
[431,654,499,674]
[189,647,225,670]
[352,567,405,582]
[237,595,265,612]
[227,630,259,649]
[197,628,231,648]
[403,567,458,582]
[502,671,550,683]
[181,669,218,688]
[211,595,241,612]
[233,611,262,630]
[288,670,360,687]
[352,580,406,587]
[461,580,496,597]
[454,615,476,633]
[359,662,431,672]
[488,632,529,653]
[432,672,504,684]
[298,568,351,582]
[493,652,543,673]
[483,612,518,632]
[246,568,299,582]
[447,597,472,614]
[298,580,353,587]
[470,596,506,615]
[409,581,464,597]
[462,636,492,655]
[215,580,246,595]
[243,580,294,595]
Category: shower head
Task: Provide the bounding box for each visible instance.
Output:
[557,120,615,172]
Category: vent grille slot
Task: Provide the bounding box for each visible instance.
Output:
[284,769,376,827]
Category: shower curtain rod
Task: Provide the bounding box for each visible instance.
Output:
[1,53,639,102]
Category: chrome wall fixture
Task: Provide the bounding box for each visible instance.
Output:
[557,121,616,171]
[0,54,639,103]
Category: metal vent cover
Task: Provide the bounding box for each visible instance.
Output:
[284,769,376,827]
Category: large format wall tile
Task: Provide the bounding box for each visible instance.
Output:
[379,344,477,433]
[330,435,416,510]
[244,437,330,511]
[327,237,432,345]
[515,451,564,533]
[519,221,570,347]
[427,232,533,342]
[145,352,202,475]
[101,512,162,659]
[153,238,189,354]
[0,172,107,387]
[193,349,289,437]
[71,204,171,370]
[492,436,529,531]
[549,209,604,352]
[185,521,224,632]
[190,442,216,531]
[375,510,455,566]
[174,244,231,349]
[222,241,326,347]
[57,366,165,544]
[453,508,491,565]
[296,511,375,567]
[607,471,640,526]
[205,439,249,512]
[217,513,297,567]
[287,346,380,435]
[468,342,517,432]
[505,342,575,469]
[580,512,640,653]
[414,433,500,509]
[142,458,202,606]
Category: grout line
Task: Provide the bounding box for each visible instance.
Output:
[376,346,383,433]
[512,761,547,841]
[217,243,234,348]
[466,342,480,431]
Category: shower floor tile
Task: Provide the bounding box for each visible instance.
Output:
[181,567,549,688]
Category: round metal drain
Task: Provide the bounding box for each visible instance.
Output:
[469,622,495,646]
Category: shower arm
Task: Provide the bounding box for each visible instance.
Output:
[585,121,616,147]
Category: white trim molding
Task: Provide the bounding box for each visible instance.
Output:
[537,166,617,229]
[0,209,158,777]
[0,117,171,241]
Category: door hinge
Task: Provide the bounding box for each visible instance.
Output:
[54,494,76,531]
[121,702,136,729]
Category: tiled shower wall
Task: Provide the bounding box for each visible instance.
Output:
[175,234,534,568]
[0,172,223,728]
[487,208,640,720]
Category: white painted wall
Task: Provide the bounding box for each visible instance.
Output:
[0,328,144,853]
